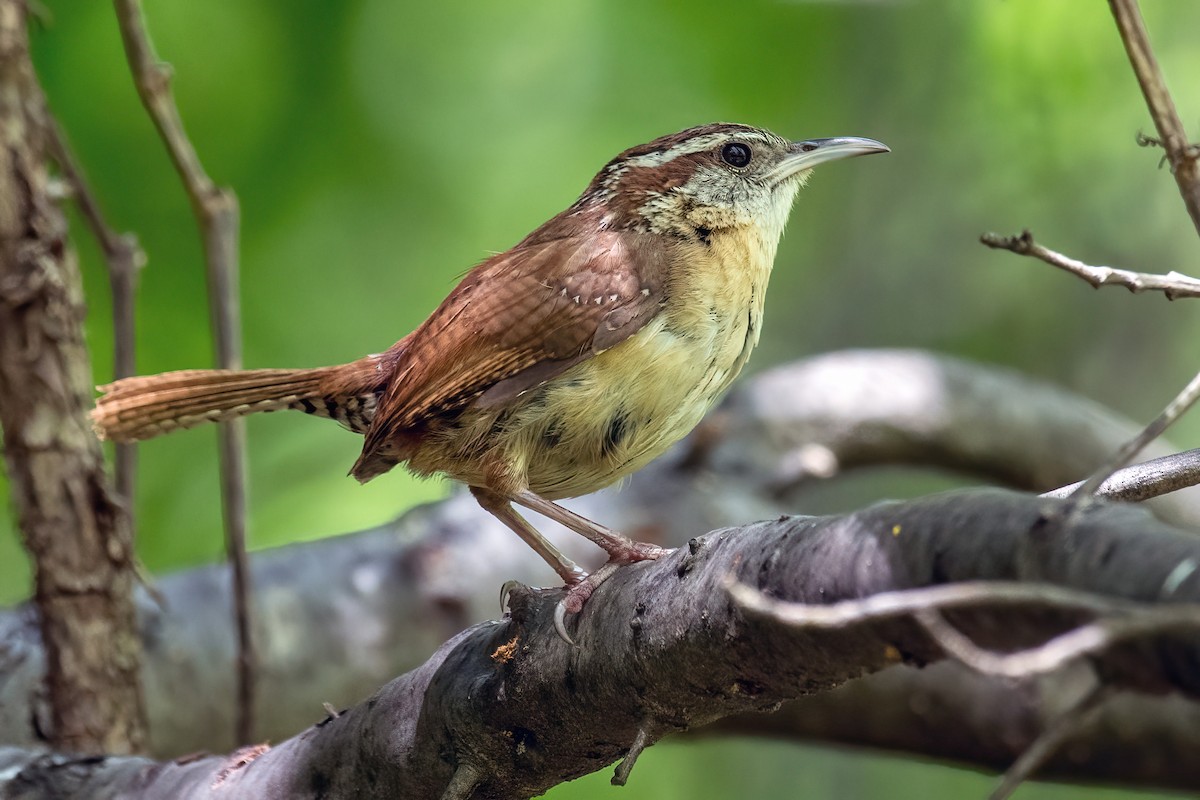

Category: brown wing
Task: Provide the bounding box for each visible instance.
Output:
[351,230,665,480]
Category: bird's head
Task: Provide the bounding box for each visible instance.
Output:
[574,122,888,243]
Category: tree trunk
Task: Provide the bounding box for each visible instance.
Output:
[0,0,145,754]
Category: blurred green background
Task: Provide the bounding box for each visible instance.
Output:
[4,0,1199,796]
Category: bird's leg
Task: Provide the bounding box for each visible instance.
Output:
[477,486,665,644]
[471,486,587,586]
[512,489,666,564]
[511,489,666,644]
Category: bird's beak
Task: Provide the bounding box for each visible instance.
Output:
[767,137,889,185]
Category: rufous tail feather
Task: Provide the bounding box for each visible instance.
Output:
[92,367,341,442]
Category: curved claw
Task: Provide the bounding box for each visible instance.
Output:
[499,579,524,613]
[554,600,579,647]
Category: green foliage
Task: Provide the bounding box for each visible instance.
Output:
[3,1,1199,795]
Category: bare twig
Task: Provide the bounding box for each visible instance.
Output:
[612,726,651,786]
[727,580,1133,630]
[731,579,1200,681]
[42,109,146,517]
[112,0,255,745]
[980,233,1200,501]
[989,685,1113,800]
[733,572,1200,798]
[914,604,1200,679]
[980,230,1200,299]
[1109,0,1200,237]
[1043,448,1200,502]
[1070,367,1200,500]
[980,3,1200,521]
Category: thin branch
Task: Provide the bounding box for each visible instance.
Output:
[979,233,1200,500]
[989,686,1113,800]
[1070,367,1200,500]
[980,230,1200,299]
[42,108,145,517]
[732,579,1200,681]
[1108,0,1200,238]
[727,580,1135,630]
[112,0,255,746]
[1043,448,1200,502]
[914,604,1200,679]
[612,726,651,786]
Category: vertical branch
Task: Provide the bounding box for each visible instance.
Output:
[112,0,256,744]
[43,114,146,515]
[0,0,145,753]
[1109,0,1200,237]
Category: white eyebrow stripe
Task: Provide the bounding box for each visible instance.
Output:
[623,134,730,167]
[620,130,780,169]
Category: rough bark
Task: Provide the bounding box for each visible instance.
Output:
[2,489,1200,798]
[0,1,144,754]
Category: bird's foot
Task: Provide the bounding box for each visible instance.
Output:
[553,542,666,646]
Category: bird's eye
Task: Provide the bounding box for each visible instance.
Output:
[720,142,752,168]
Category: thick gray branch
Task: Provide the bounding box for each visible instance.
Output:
[2,490,1200,798]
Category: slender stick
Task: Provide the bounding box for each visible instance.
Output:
[989,686,1113,800]
[1042,447,1200,502]
[43,111,146,517]
[113,0,256,745]
[980,230,1200,300]
[1070,368,1200,500]
[1109,0,1200,237]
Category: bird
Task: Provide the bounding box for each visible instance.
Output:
[92,123,888,642]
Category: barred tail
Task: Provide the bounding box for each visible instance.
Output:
[92,367,340,442]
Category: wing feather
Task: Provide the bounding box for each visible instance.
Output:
[352,231,665,479]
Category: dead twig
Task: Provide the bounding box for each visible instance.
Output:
[914,604,1200,679]
[1042,448,1200,502]
[726,580,1129,630]
[979,231,1200,502]
[989,685,1114,800]
[1069,367,1200,500]
[982,0,1200,507]
[1109,0,1200,237]
[731,575,1200,798]
[730,578,1200,678]
[42,108,145,519]
[113,0,255,746]
[612,726,652,786]
[980,230,1200,299]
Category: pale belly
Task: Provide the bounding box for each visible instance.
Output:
[407,227,779,498]
[434,306,761,499]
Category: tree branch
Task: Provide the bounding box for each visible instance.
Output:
[980,230,1200,299]
[2,489,1200,797]
[1108,0,1200,237]
[42,112,145,512]
[112,0,255,745]
[989,685,1113,800]
[1042,447,1200,502]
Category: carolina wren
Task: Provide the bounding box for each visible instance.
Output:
[93,123,887,639]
